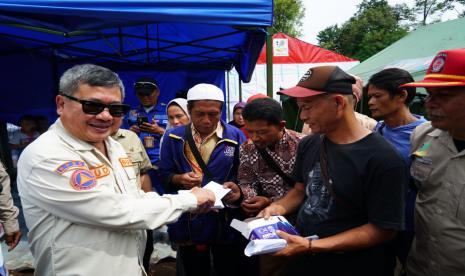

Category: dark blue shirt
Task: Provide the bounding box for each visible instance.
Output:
[123,103,168,165]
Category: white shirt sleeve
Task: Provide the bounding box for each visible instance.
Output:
[20,156,197,231]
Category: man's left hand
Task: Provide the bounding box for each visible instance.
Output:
[241,196,271,216]
[6,230,21,251]
[272,230,310,257]
[139,121,165,135]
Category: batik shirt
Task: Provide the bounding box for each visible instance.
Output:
[238,129,303,202]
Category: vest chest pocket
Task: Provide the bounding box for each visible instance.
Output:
[122,166,137,181]
[455,182,465,221]
[410,158,433,182]
[126,151,143,175]
[118,157,137,181]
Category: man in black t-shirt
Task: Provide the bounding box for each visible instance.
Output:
[259,66,406,276]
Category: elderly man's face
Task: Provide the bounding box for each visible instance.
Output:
[57,83,122,145]
[189,100,222,136]
[425,86,465,136]
[297,94,336,134]
[244,119,284,149]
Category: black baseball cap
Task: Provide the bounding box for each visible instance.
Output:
[134,76,159,95]
[279,66,355,98]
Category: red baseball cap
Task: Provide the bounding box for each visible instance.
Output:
[246,93,269,103]
[402,48,465,88]
[278,66,355,98]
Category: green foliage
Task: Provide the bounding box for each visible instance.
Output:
[317,0,408,61]
[271,0,305,37]
[413,0,455,25]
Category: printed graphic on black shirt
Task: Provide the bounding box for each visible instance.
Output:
[302,162,333,220]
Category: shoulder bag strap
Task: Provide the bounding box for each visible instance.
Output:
[184,124,213,181]
[257,147,295,186]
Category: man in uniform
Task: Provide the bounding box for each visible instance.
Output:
[125,76,167,193]
[401,48,465,276]
[111,121,152,193]
[17,64,215,276]
[0,160,21,275]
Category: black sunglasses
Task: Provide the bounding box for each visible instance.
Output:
[61,94,130,117]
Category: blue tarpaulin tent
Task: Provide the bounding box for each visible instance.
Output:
[0,0,273,123]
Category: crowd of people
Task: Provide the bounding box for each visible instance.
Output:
[0,47,463,276]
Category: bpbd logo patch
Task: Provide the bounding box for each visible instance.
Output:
[70,169,97,191]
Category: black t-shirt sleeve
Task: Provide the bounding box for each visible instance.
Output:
[366,163,406,231]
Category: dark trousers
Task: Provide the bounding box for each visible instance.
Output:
[177,242,259,276]
[282,246,395,276]
[143,229,154,273]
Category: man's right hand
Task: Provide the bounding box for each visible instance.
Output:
[257,204,286,219]
[129,125,141,134]
[190,187,216,211]
[173,172,202,189]
[222,182,242,204]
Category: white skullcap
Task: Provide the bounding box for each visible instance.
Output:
[187,83,224,102]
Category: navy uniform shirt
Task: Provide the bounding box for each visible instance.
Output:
[123,103,168,165]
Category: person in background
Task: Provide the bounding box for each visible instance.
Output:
[124,76,167,194]
[366,68,427,270]
[400,48,465,276]
[166,98,190,130]
[223,98,303,276]
[228,102,245,129]
[8,115,40,168]
[239,94,271,138]
[352,76,378,130]
[111,121,152,193]
[225,98,303,216]
[34,115,50,134]
[260,66,406,275]
[160,98,190,151]
[159,83,251,276]
[0,160,21,276]
[159,98,191,273]
[247,93,269,103]
[17,64,215,276]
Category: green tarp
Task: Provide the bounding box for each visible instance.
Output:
[348,17,465,115]
[348,17,465,82]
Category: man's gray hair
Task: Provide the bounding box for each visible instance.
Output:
[59,64,125,100]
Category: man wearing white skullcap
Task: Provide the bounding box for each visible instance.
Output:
[159,83,255,275]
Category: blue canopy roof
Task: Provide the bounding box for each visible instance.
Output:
[0,0,273,123]
[0,0,272,80]
[0,0,273,31]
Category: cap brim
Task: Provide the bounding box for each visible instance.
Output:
[278,86,326,98]
[402,79,465,88]
[135,88,155,95]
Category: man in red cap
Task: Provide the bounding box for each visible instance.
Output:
[401,48,465,276]
[259,66,407,275]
